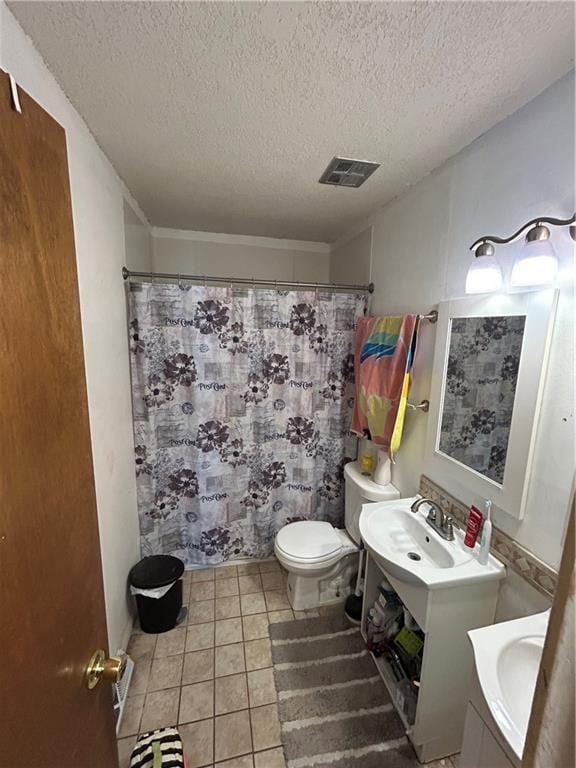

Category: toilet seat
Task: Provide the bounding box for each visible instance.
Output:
[275,521,357,571]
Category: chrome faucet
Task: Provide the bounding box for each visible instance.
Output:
[410,498,454,541]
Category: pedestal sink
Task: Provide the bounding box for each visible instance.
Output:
[359,496,505,588]
[357,496,506,762]
[468,610,549,761]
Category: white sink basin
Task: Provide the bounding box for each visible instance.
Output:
[359,496,505,589]
[469,610,549,760]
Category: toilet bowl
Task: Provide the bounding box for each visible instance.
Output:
[275,521,358,611]
[274,461,400,611]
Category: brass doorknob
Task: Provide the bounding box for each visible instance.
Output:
[85,649,127,690]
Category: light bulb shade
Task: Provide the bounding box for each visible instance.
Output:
[465,253,503,294]
[511,239,558,287]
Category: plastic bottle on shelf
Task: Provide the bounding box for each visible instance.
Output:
[366,608,386,655]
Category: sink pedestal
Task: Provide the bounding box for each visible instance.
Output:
[362,551,502,763]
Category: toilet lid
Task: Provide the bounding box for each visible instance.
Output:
[276,521,343,561]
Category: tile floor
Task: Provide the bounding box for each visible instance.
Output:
[118,559,325,768]
[118,559,460,768]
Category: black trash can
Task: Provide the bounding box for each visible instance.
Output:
[129,555,185,634]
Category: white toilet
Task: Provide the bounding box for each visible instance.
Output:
[274,460,399,611]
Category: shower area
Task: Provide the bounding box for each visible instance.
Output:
[127,272,371,567]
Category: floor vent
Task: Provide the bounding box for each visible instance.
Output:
[114,653,135,734]
[319,156,380,188]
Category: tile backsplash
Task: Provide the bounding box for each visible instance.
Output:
[419,475,557,599]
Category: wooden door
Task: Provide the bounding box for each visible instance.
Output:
[0,72,118,768]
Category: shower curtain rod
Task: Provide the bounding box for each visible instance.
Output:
[122,266,375,294]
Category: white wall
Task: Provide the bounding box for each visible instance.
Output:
[124,200,153,272]
[334,72,575,578]
[1,3,144,652]
[330,226,372,286]
[153,228,331,284]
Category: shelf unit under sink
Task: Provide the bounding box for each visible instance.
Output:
[361,551,502,763]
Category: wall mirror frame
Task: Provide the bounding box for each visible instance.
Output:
[424,289,559,520]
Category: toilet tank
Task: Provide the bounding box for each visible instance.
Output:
[344,460,399,546]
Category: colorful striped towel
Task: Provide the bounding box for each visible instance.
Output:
[351,314,419,456]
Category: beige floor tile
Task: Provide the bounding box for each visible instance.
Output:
[241,592,267,616]
[259,561,280,574]
[217,755,254,767]
[215,595,241,620]
[215,578,240,597]
[188,599,215,625]
[451,754,461,768]
[253,747,285,768]
[186,623,215,652]
[215,642,246,677]
[294,609,319,620]
[264,591,291,612]
[192,568,215,582]
[140,688,180,732]
[129,652,152,695]
[214,710,252,762]
[179,680,215,724]
[190,581,216,602]
[318,603,344,617]
[242,614,269,641]
[247,668,277,707]
[182,648,215,684]
[215,672,249,715]
[117,737,136,768]
[215,617,243,646]
[180,718,214,768]
[182,586,193,606]
[237,563,260,575]
[426,759,454,768]
[127,633,157,659]
[215,565,238,580]
[147,654,184,692]
[260,572,283,591]
[154,627,186,658]
[118,694,144,737]
[244,639,272,671]
[238,574,263,594]
[267,610,294,624]
[250,704,281,752]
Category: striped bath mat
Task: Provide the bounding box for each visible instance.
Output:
[270,615,418,768]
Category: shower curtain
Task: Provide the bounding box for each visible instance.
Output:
[128,281,366,566]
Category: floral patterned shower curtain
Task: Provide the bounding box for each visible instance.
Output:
[128,281,366,566]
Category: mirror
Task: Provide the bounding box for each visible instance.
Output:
[424,290,558,520]
[438,315,526,484]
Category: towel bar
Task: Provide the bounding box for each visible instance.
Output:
[406,400,430,413]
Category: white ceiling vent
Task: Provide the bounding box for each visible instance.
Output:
[318,157,380,188]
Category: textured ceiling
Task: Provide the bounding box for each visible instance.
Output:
[10,1,575,242]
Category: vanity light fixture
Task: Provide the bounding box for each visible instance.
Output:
[511,223,558,287]
[465,240,503,294]
[467,213,575,293]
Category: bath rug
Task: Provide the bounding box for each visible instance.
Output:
[270,615,419,768]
